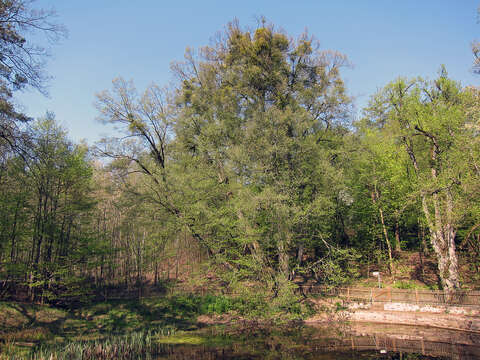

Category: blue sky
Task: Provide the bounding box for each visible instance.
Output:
[18,0,479,144]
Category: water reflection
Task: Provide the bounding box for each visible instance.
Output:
[154,323,480,360]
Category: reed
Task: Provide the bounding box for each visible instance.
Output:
[27,327,176,360]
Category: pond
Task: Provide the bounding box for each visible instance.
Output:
[151,322,480,360]
[30,322,480,359]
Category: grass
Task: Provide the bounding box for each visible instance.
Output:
[357,280,384,288]
[392,280,432,290]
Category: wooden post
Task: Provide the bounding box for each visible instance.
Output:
[347,287,350,302]
[415,289,419,304]
[388,287,391,302]
[370,288,374,304]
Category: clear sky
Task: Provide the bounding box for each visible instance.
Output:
[17,0,480,144]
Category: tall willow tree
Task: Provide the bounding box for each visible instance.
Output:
[172,22,352,283]
[96,21,352,290]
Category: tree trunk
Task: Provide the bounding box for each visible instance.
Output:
[394,220,401,252]
[9,199,21,263]
[421,194,460,296]
[404,138,460,295]
[430,229,459,296]
[277,225,292,280]
[297,243,304,267]
[238,209,269,273]
[278,239,290,279]
[371,188,394,277]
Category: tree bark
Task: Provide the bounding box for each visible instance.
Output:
[421,192,460,296]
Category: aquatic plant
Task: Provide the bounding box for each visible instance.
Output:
[28,328,176,360]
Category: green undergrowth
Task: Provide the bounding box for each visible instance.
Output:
[356,279,437,290]
[391,280,435,290]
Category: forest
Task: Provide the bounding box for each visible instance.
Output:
[1,0,480,316]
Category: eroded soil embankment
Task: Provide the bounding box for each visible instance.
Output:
[306,301,480,333]
[347,309,480,332]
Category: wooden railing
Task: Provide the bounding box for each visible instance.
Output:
[297,285,480,306]
[311,334,480,359]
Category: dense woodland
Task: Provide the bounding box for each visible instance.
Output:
[1,1,480,307]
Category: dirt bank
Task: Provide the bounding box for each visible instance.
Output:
[346,309,480,332]
[306,300,480,333]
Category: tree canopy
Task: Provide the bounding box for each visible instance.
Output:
[1,18,480,307]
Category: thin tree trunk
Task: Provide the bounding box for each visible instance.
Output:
[9,199,21,263]
[277,223,292,280]
[395,219,401,252]
[297,243,304,267]
[371,187,394,278]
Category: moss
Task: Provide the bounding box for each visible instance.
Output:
[156,334,204,345]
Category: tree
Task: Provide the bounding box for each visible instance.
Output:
[364,69,476,294]
[473,6,480,74]
[174,21,351,281]
[0,113,96,302]
[351,114,419,278]
[96,20,352,293]
[0,0,66,156]
[0,0,66,93]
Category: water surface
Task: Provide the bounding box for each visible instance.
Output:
[153,322,480,360]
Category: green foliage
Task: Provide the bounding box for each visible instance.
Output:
[311,248,361,287]
[362,70,480,291]
[392,280,435,290]
[334,301,347,312]
[392,281,422,290]
[198,294,236,314]
[0,113,97,303]
[94,19,352,291]
[160,290,312,321]
[3,16,480,320]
